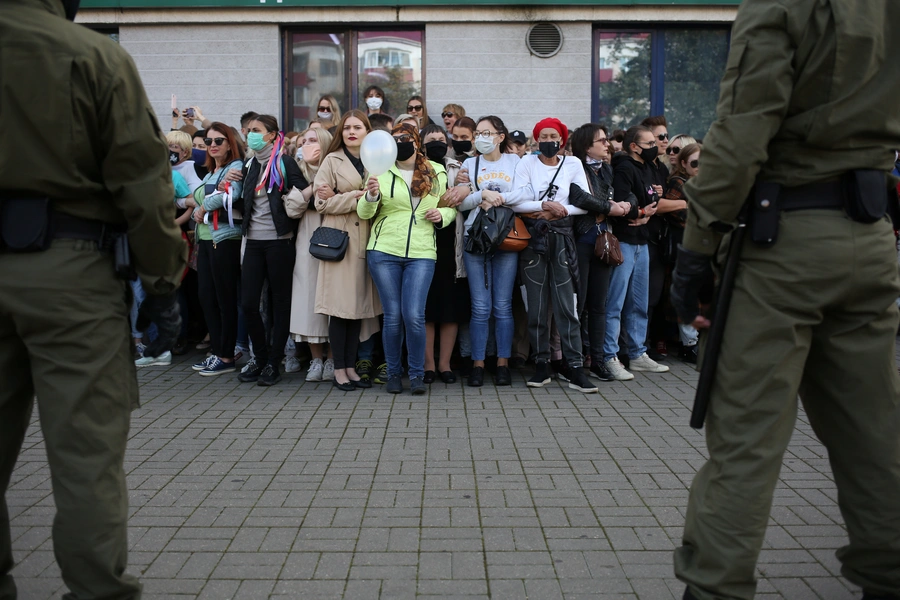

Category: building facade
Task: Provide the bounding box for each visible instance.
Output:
[79,0,739,138]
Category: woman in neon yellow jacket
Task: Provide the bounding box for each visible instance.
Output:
[358,123,456,395]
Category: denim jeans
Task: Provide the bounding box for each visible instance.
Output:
[367,250,435,379]
[463,248,518,361]
[129,279,157,341]
[603,242,650,362]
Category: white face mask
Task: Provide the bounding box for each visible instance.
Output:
[366,97,383,110]
[317,111,332,120]
[474,137,497,155]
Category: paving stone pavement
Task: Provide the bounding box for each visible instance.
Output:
[9,351,867,600]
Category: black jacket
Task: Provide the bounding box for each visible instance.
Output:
[573,161,614,237]
[610,154,658,245]
[239,154,308,238]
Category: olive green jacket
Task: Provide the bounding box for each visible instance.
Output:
[0,0,186,293]
[683,0,900,255]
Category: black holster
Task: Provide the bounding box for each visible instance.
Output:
[0,196,53,252]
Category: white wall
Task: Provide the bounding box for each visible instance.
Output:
[425,22,593,135]
[121,24,282,132]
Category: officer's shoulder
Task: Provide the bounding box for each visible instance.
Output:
[49,18,136,77]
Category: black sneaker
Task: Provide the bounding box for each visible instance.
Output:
[468,366,484,387]
[568,369,599,393]
[356,359,373,384]
[679,344,698,364]
[171,337,189,356]
[509,356,526,369]
[527,362,551,388]
[410,376,426,395]
[386,374,403,394]
[495,366,511,386]
[258,363,282,386]
[589,363,615,382]
[374,363,389,385]
[238,358,262,383]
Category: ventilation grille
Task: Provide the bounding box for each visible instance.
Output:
[526,23,563,58]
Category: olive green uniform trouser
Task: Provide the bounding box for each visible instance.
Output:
[674,210,900,599]
[0,240,142,600]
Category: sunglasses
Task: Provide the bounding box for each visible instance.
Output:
[203,137,227,146]
[317,106,331,112]
[666,146,681,155]
[441,112,455,118]
[657,133,669,141]
[593,137,609,145]
[407,105,424,112]
[393,134,412,143]
[689,159,699,168]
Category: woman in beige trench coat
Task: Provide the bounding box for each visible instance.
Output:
[285,126,336,381]
[313,110,382,390]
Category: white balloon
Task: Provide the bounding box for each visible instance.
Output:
[360,130,398,177]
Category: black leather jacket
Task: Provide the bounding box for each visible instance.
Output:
[573,161,616,237]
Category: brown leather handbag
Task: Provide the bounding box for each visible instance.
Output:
[498,216,531,252]
[594,226,623,266]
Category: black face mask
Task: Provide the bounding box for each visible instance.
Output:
[451,139,472,155]
[538,141,561,159]
[639,146,659,163]
[424,141,448,162]
[396,141,416,162]
[61,0,81,20]
[169,151,181,165]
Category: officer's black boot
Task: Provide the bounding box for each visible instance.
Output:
[683,587,700,600]
[862,593,900,600]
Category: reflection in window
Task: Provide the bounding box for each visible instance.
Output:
[663,29,729,139]
[288,32,345,132]
[357,31,423,119]
[596,32,652,131]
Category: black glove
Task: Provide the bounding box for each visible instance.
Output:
[136,291,181,358]
[670,245,713,325]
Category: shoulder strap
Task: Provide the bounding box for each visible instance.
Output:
[539,155,566,201]
[473,155,481,191]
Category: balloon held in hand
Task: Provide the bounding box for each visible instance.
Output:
[360,130,398,177]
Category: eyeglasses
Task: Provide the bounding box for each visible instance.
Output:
[393,134,412,143]
[593,137,609,145]
[317,106,331,112]
[204,137,227,146]
[407,105,424,112]
[689,159,699,168]
[657,133,669,141]
[474,131,498,139]
[441,112,455,118]
[635,140,657,148]
[666,146,681,155]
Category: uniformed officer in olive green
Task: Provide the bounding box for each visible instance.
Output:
[669,1,900,599]
[0,0,186,598]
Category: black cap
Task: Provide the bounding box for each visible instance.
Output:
[509,130,527,144]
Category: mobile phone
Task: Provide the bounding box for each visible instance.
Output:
[185,108,194,118]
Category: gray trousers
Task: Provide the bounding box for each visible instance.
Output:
[519,232,583,367]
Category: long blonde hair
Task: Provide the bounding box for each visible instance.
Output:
[296,126,334,183]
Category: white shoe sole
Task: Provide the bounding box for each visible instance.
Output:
[630,365,670,373]
[527,377,551,388]
[569,382,599,393]
[136,360,171,368]
[199,367,236,377]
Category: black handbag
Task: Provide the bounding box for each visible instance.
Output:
[309,226,349,261]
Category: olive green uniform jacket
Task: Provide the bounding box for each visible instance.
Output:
[0,0,186,292]
[683,0,900,256]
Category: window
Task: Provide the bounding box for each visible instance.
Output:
[285,29,423,132]
[594,27,730,139]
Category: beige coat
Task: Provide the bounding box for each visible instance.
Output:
[284,186,329,343]
[313,151,383,322]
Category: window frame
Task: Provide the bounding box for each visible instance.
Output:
[592,24,732,130]
[281,25,426,132]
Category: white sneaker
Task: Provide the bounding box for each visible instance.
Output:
[306,358,324,382]
[604,357,635,381]
[629,352,670,373]
[135,351,172,368]
[322,358,335,381]
[284,356,302,373]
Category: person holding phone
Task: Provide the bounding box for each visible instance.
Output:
[602,125,666,381]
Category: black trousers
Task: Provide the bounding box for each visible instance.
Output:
[329,317,362,370]
[198,239,241,360]
[647,242,667,343]
[241,238,296,365]
[576,242,613,364]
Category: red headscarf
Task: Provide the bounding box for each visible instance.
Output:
[532,118,568,145]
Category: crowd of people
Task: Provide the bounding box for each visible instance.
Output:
[143,92,704,395]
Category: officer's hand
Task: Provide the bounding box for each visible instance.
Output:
[136,292,182,358]
[670,245,713,329]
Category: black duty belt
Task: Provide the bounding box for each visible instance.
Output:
[779,180,844,211]
[54,212,125,251]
